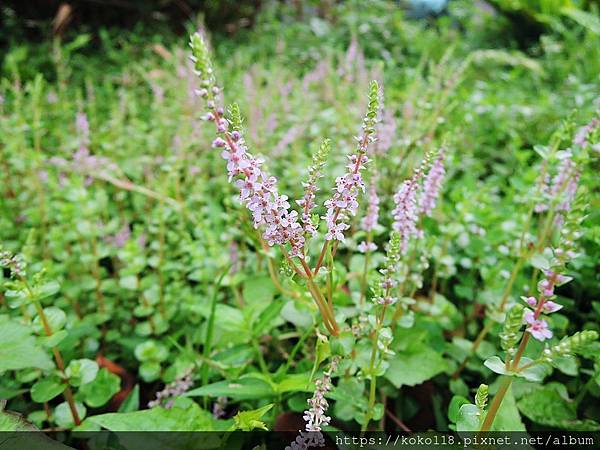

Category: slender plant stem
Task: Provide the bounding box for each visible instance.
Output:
[359,233,372,305]
[362,303,389,431]
[29,297,81,425]
[479,376,512,433]
[201,266,229,408]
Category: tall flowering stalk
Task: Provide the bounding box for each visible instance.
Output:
[361,232,402,431]
[479,190,597,432]
[391,150,440,255]
[419,148,446,217]
[313,80,380,275]
[189,32,379,336]
[457,121,589,377]
[375,107,396,155]
[297,139,331,238]
[358,171,380,304]
[191,35,305,258]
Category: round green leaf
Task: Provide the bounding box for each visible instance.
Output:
[66,359,99,386]
[80,368,121,408]
[31,378,65,403]
[483,356,510,376]
[54,401,87,429]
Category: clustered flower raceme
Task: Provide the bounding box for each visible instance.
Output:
[534,152,580,214]
[375,107,396,155]
[219,131,306,256]
[0,250,26,277]
[391,149,446,255]
[297,139,331,237]
[323,81,379,243]
[323,154,368,241]
[147,370,194,409]
[190,33,306,257]
[371,232,401,306]
[357,176,380,254]
[419,148,446,217]
[303,370,334,432]
[391,177,420,255]
[47,112,117,184]
[520,267,570,342]
[191,32,381,258]
[573,116,599,149]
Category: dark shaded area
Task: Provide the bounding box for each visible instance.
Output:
[1,0,263,45]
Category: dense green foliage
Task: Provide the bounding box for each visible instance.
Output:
[1,0,599,437]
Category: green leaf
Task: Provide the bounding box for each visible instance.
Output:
[80,368,121,408]
[552,355,578,376]
[331,377,367,422]
[185,377,274,400]
[89,398,213,431]
[118,384,140,413]
[561,7,600,34]
[31,377,65,403]
[39,330,68,348]
[448,396,470,424]
[530,253,550,270]
[331,331,355,356]
[37,281,60,299]
[514,358,550,382]
[275,373,312,394]
[0,316,53,371]
[32,307,66,334]
[456,404,481,432]
[518,383,600,431]
[119,275,138,290]
[54,401,87,428]
[384,343,447,387]
[0,410,38,431]
[491,385,525,432]
[483,356,510,376]
[1,410,72,448]
[243,275,276,315]
[65,359,99,386]
[232,404,273,431]
[134,340,169,362]
[139,361,161,382]
[252,300,284,335]
[315,334,331,367]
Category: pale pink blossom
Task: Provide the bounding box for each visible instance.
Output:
[392,178,419,254]
[357,241,377,253]
[419,149,446,216]
[543,300,563,314]
[524,311,553,341]
[361,180,379,232]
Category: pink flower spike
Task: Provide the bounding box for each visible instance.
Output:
[525,316,553,341]
[543,300,563,314]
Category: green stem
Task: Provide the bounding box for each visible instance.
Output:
[479,376,512,433]
[201,266,229,408]
[253,338,269,374]
[24,283,81,426]
[361,304,388,432]
[360,233,372,305]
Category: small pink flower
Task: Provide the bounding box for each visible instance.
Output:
[357,241,377,253]
[543,300,563,314]
[521,296,538,308]
[524,311,553,341]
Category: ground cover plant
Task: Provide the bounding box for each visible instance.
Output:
[1,0,599,443]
